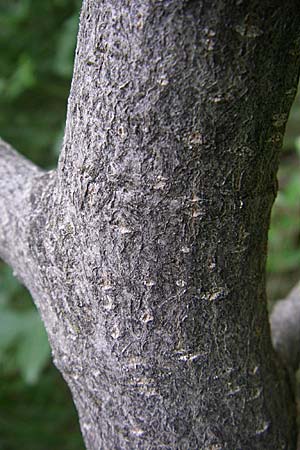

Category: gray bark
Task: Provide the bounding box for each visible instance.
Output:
[1,1,300,448]
[271,282,300,372]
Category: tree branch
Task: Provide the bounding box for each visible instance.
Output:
[0,138,43,279]
[270,281,300,371]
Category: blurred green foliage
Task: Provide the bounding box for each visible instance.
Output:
[0,0,299,448]
[0,0,80,167]
[267,92,300,300]
[0,265,50,384]
[0,365,83,450]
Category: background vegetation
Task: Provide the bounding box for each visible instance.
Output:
[0,1,299,448]
[0,1,84,448]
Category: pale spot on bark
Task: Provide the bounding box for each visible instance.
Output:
[131,428,144,436]
[181,246,190,253]
[143,279,156,287]
[111,326,120,339]
[140,311,153,323]
[153,180,167,190]
[118,225,133,234]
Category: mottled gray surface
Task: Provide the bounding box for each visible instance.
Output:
[271,282,300,372]
[1,1,300,449]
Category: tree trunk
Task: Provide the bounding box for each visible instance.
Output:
[1,1,300,448]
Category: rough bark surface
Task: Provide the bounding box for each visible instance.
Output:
[1,1,300,449]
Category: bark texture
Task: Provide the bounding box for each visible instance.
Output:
[1,1,300,449]
[271,282,300,372]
